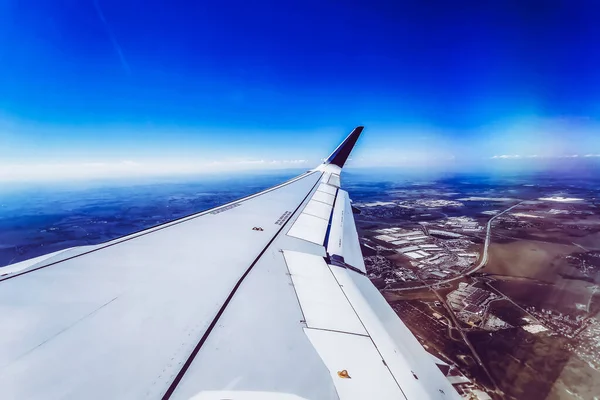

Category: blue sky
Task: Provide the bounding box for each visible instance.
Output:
[1,1,600,180]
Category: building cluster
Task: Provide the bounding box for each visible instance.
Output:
[494,213,540,230]
[428,229,464,238]
[566,317,600,371]
[366,225,481,285]
[548,208,569,215]
[521,324,548,334]
[363,255,395,279]
[496,201,595,232]
[526,307,587,338]
[362,253,420,286]
[390,268,418,283]
[374,228,441,260]
[409,199,464,208]
[481,210,499,216]
[440,216,484,233]
[447,283,497,325]
[482,314,513,331]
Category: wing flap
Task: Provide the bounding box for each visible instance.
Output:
[331,268,458,399]
[326,189,366,273]
[317,183,337,196]
[283,251,367,335]
[303,199,333,220]
[286,213,329,244]
[303,328,406,400]
[311,190,336,206]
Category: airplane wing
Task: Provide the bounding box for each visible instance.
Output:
[0,127,460,400]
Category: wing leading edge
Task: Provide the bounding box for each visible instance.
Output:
[0,127,460,400]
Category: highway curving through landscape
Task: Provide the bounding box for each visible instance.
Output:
[464,201,525,277]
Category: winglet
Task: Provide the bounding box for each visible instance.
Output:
[324,126,364,168]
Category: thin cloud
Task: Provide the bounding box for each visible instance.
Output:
[491,153,600,160]
[236,159,265,165]
[268,159,307,165]
[93,0,131,74]
[491,155,521,159]
[0,158,312,182]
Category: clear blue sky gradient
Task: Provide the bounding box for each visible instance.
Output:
[1,0,600,178]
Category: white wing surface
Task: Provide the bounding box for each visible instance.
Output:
[0,127,460,400]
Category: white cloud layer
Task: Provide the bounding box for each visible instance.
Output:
[491,154,600,160]
[0,159,310,182]
[491,154,522,159]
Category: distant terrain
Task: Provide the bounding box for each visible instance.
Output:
[0,171,301,266]
[1,168,599,399]
[349,171,600,400]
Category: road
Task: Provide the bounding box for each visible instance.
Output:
[410,270,501,393]
[382,203,528,394]
[469,201,524,275]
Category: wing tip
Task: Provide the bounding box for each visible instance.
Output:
[325,126,364,168]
